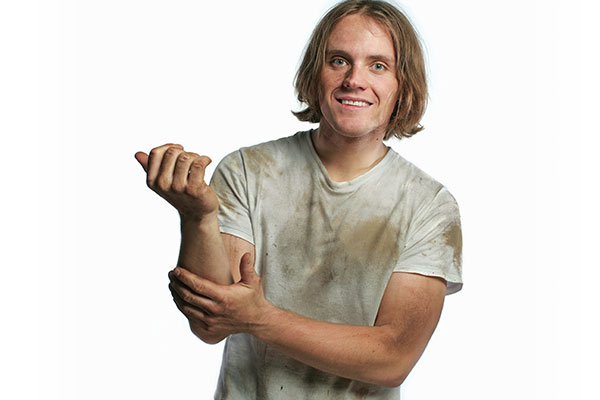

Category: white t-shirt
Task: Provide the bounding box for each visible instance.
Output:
[210,130,462,399]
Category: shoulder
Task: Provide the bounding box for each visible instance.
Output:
[237,131,312,177]
[240,131,308,160]
[215,131,308,171]
[384,149,456,206]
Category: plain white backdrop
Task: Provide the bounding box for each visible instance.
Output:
[2,0,598,399]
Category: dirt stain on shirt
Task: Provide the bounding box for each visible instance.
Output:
[243,146,277,177]
[338,216,402,269]
[442,221,462,267]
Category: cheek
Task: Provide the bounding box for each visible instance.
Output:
[318,76,337,111]
[317,75,329,107]
[382,81,399,107]
[319,74,334,96]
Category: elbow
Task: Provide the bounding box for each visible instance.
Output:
[370,364,409,388]
[378,372,408,388]
[196,332,227,345]
[359,361,410,387]
[371,347,413,387]
[190,323,227,344]
[372,330,422,387]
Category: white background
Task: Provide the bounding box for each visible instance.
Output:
[2,0,598,399]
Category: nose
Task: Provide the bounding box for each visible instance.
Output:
[343,66,367,90]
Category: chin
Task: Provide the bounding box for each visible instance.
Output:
[334,124,380,139]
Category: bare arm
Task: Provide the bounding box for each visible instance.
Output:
[254,272,445,387]
[177,231,253,343]
[136,144,256,343]
[135,144,232,283]
[169,252,446,387]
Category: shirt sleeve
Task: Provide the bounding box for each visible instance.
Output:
[395,187,463,295]
[209,150,255,245]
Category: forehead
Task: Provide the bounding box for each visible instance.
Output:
[326,14,396,60]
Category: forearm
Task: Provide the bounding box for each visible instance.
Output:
[252,305,413,388]
[177,212,232,285]
[170,259,444,378]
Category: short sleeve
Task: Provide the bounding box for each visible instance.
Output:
[209,151,255,245]
[395,187,463,295]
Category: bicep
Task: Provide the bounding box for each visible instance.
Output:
[221,233,255,283]
[375,272,447,371]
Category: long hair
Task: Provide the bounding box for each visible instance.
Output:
[293,0,428,140]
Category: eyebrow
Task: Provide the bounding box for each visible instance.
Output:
[326,49,396,66]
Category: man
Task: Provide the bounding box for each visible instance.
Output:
[135,0,462,398]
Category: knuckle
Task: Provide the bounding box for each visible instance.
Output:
[156,177,171,192]
[166,147,181,157]
[180,303,194,315]
[149,145,167,158]
[148,147,159,157]
[202,302,215,315]
[171,182,185,193]
[219,295,230,309]
[183,184,199,197]
[204,317,216,329]
[207,304,220,316]
[192,282,203,293]
[181,290,193,304]
[178,152,191,162]
[190,159,206,169]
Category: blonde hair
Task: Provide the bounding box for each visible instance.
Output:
[293,0,428,140]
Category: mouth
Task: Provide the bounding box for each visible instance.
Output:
[336,98,372,107]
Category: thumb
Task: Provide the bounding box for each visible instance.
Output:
[239,252,258,285]
[134,152,149,172]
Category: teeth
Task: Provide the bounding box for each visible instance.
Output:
[341,99,370,107]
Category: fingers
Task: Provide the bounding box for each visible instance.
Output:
[187,156,212,188]
[146,143,184,188]
[141,144,212,195]
[156,146,185,192]
[170,285,210,327]
[170,268,222,302]
[169,271,218,314]
[134,152,149,172]
[172,152,200,193]
[239,252,259,285]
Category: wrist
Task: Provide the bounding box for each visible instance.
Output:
[250,302,283,340]
[180,211,219,230]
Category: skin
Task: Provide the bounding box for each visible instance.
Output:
[136,14,447,387]
[134,145,231,283]
[135,145,252,343]
[314,13,399,182]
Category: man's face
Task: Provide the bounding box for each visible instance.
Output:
[318,14,399,140]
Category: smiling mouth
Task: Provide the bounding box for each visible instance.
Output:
[338,99,372,107]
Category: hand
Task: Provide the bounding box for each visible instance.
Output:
[135,144,219,220]
[168,253,270,343]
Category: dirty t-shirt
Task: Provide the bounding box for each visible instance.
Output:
[209,130,462,399]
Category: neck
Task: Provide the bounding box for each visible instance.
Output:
[311,127,389,182]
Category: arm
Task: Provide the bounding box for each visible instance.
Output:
[255,272,446,387]
[136,144,257,343]
[169,254,446,387]
[135,144,232,284]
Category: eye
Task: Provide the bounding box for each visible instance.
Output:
[331,58,347,67]
[372,62,387,71]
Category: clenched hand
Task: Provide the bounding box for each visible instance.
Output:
[135,143,219,221]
